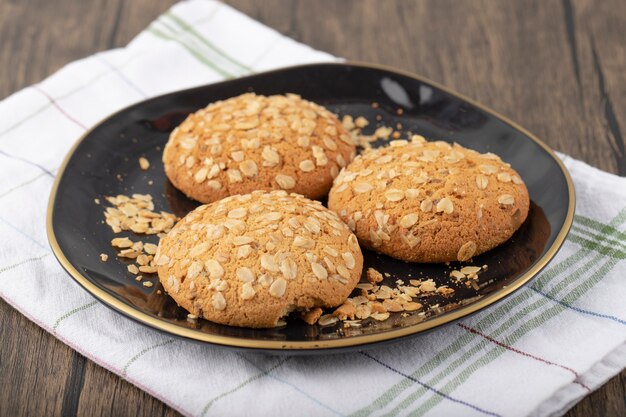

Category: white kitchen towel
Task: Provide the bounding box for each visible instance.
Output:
[1,1,625,416]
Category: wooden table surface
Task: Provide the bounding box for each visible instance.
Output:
[1,0,624,415]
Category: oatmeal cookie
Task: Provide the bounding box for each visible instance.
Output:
[155,190,363,328]
[328,137,529,263]
[163,93,355,203]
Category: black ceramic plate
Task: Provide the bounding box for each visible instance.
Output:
[47,62,574,353]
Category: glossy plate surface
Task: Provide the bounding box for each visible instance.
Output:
[47,62,574,353]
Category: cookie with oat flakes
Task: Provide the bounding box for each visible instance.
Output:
[155,190,363,328]
[327,137,529,263]
[163,93,356,203]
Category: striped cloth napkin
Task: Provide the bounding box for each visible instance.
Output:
[1,1,625,416]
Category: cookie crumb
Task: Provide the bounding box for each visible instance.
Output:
[103,193,177,235]
[367,267,383,284]
[371,312,390,321]
[374,126,393,140]
[354,116,369,128]
[139,157,150,170]
[450,264,485,284]
[102,194,170,287]
[342,115,355,130]
[436,286,455,296]
[99,253,108,262]
[333,301,356,320]
[301,307,323,325]
[142,281,153,288]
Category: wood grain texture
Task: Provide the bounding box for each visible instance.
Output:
[0,0,624,416]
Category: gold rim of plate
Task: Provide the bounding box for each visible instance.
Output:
[46,61,576,350]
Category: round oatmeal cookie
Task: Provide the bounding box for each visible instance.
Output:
[163,93,356,203]
[327,136,530,263]
[155,190,364,328]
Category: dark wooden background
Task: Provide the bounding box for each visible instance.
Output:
[1,0,624,416]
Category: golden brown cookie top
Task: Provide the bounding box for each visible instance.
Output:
[163,93,356,203]
[327,136,530,263]
[155,190,363,328]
